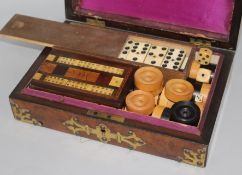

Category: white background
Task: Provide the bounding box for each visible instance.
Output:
[0,1,242,174]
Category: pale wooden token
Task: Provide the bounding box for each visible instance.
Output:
[189,60,201,79]
[152,106,166,119]
[196,101,205,113]
[200,83,211,102]
[158,89,175,108]
[165,79,194,102]
[126,90,155,115]
[135,66,164,92]
[150,85,163,96]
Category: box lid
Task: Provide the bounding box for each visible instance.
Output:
[66,0,242,50]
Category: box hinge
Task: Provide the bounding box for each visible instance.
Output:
[190,38,212,48]
[86,18,106,27]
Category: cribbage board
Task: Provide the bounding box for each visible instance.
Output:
[28,50,136,108]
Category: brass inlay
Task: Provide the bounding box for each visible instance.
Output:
[86,110,125,123]
[10,101,42,126]
[44,75,114,96]
[177,148,207,167]
[86,18,106,27]
[190,38,212,48]
[109,76,124,88]
[33,73,43,80]
[46,54,56,62]
[63,118,145,150]
[56,56,124,75]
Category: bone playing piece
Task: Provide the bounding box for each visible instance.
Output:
[165,79,194,102]
[126,90,155,115]
[196,68,212,83]
[157,89,174,108]
[170,101,201,126]
[152,105,170,120]
[134,66,164,96]
[189,60,201,79]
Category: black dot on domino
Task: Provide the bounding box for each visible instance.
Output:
[141,51,146,54]
[162,64,167,68]
[162,47,167,51]
[152,46,157,49]
[168,52,173,56]
[145,44,149,47]
[175,62,180,65]
[170,49,175,52]
[151,61,156,64]
[180,50,185,54]
[131,49,136,53]
[133,46,138,49]
[178,54,183,57]
[159,54,164,57]
[173,66,178,69]
[125,47,130,50]
[177,57,181,61]
[164,60,169,64]
[135,42,139,45]
[122,51,128,54]
[167,56,171,59]
[149,52,154,56]
[128,40,133,44]
[143,47,148,51]
[133,57,138,61]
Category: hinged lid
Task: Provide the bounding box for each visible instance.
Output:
[65,0,242,50]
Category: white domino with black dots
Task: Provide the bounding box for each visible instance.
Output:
[118,40,135,60]
[144,46,168,66]
[161,49,186,70]
[126,42,151,63]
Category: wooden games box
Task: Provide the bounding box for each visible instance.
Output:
[0,0,241,167]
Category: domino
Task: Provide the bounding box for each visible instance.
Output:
[126,42,151,63]
[144,45,168,66]
[118,40,135,60]
[161,48,186,70]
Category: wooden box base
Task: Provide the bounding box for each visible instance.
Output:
[2,15,236,167]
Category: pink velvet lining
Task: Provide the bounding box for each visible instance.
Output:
[80,0,234,36]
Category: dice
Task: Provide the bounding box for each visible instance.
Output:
[195,48,212,65]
